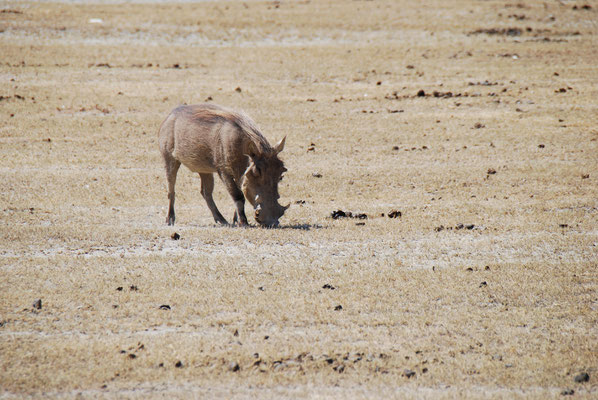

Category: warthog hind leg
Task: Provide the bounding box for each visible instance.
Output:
[200,173,228,225]
[163,156,181,226]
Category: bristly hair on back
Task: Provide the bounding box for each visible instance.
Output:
[187,104,273,155]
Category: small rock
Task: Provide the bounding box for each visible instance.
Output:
[561,389,575,396]
[322,284,335,290]
[538,144,545,148]
[479,281,487,288]
[404,369,416,378]
[129,285,138,291]
[312,172,322,178]
[175,360,183,368]
[235,86,242,92]
[334,305,343,311]
[32,299,42,310]
[229,361,240,372]
[574,372,590,383]
[171,232,180,240]
[116,287,123,291]
[487,168,497,175]
[417,89,426,97]
[474,122,485,129]
[128,353,136,359]
[581,174,589,179]
[233,329,239,337]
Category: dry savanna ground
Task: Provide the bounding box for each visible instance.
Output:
[1,0,597,398]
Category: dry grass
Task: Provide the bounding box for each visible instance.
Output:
[1,0,597,398]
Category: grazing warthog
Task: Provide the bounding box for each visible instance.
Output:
[158,103,288,227]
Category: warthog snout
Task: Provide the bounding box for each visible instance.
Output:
[254,199,289,227]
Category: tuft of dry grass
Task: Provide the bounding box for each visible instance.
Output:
[1,0,597,398]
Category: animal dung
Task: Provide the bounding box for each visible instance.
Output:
[574,372,590,383]
[388,210,402,218]
[171,232,180,240]
[435,223,475,231]
[331,210,368,220]
[331,210,347,219]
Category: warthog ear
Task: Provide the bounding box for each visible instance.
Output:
[245,142,259,159]
[274,136,286,154]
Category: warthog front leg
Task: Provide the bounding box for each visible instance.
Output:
[218,172,248,226]
[199,173,228,225]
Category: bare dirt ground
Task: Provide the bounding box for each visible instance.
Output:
[1,0,597,398]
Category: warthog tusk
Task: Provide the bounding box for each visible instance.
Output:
[256,204,262,211]
[255,194,261,203]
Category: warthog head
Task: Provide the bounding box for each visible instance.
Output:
[242,137,289,227]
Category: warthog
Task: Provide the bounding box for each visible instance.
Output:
[158,103,288,227]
